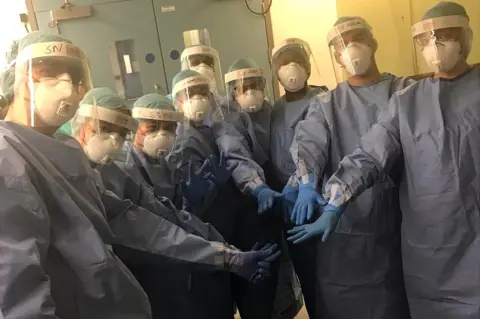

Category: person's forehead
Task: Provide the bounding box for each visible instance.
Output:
[334,28,370,43]
[434,27,463,37]
[276,48,307,62]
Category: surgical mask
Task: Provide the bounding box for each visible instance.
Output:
[236,89,264,112]
[182,95,210,122]
[340,42,372,75]
[33,73,79,126]
[277,63,308,92]
[192,63,217,91]
[421,40,461,73]
[143,130,175,158]
[84,133,124,164]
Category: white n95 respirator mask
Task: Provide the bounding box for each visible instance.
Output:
[182,95,210,122]
[85,133,124,164]
[143,130,175,158]
[421,40,461,73]
[237,89,264,113]
[277,63,308,92]
[339,42,373,76]
[33,73,80,126]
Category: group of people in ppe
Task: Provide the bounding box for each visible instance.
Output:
[0,1,477,318]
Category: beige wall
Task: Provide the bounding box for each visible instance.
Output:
[270,0,480,88]
[269,0,339,90]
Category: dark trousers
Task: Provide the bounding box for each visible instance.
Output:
[231,195,282,319]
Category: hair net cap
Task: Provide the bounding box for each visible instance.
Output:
[57,120,72,136]
[334,16,371,28]
[422,1,469,20]
[228,58,260,73]
[7,31,72,65]
[80,87,128,110]
[1,31,72,106]
[133,93,175,111]
[172,69,203,88]
[272,38,311,61]
[72,87,129,137]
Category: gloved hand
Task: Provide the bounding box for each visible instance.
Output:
[208,152,234,186]
[281,183,298,222]
[291,174,326,225]
[253,184,284,214]
[230,243,281,283]
[287,204,344,244]
[181,159,213,206]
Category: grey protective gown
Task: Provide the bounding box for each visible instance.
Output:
[291,73,414,319]
[269,86,327,318]
[324,67,480,319]
[95,144,226,319]
[0,121,245,319]
[117,143,180,205]
[97,152,225,242]
[167,121,241,319]
[216,100,304,318]
[270,87,326,191]
[216,101,272,192]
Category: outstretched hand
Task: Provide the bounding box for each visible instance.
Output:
[207,152,235,185]
[287,204,343,244]
[181,159,213,205]
[232,242,281,283]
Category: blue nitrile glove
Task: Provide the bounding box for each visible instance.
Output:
[287,203,345,244]
[291,174,326,225]
[208,152,235,186]
[181,159,214,206]
[230,243,282,283]
[281,183,298,222]
[253,184,284,214]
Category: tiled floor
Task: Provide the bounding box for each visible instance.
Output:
[234,306,308,318]
[295,307,309,318]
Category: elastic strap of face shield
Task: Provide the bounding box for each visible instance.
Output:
[272,38,312,59]
[224,68,264,84]
[411,15,470,38]
[327,19,371,46]
[77,104,138,131]
[172,75,210,97]
[180,45,220,62]
[132,107,184,122]
[15,41,87,68]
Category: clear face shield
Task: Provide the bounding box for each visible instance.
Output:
[132,106,184,159]
[224,68,270,113]
[181,46,225,96]
[75,103,138,165]
[13,41,93,128]
[271,39,320,93]
[412,15,471,73]
[172,74,223,128]
[327,19,375,82]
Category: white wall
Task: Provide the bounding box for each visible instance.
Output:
[0,2,29,68]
